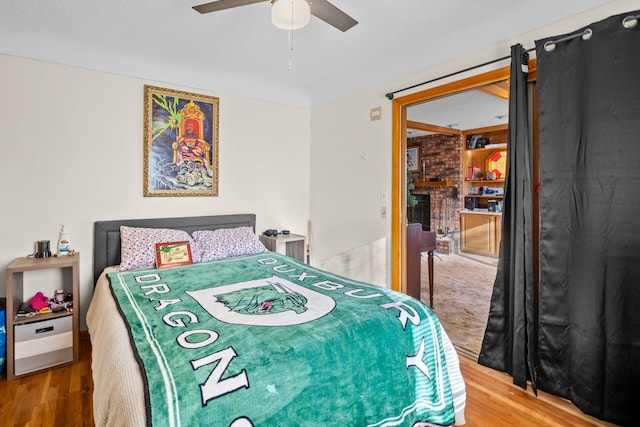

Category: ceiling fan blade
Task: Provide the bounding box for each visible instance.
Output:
[193,0,268,14]
[310,0,358,32]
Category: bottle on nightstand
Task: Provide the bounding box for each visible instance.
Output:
[57,225,71,256]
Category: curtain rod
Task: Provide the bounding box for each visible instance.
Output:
[384,47,535,100]
[386,13,639,100]
[543,28,592,52]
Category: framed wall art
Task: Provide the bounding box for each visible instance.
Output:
[406,146,420,172]
[143,85,219,197]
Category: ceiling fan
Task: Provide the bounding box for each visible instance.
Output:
[192,0,358,32]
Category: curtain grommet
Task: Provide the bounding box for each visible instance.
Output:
[622,15,638,29]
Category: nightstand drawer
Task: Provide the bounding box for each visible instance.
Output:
[14,316,73,375]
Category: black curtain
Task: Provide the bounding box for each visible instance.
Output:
[534,11,640,425]
[478,44,537,390]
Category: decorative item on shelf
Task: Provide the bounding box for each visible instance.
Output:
[34,240,51,258]
[16,302,36,318]
[468,186,483,195]
[465,197,479,210]
[55,289,65,303]
[468,134,491,149]
[29,292,49,311]
[472,167,482,180]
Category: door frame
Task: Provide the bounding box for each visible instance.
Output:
[390,67,512,293]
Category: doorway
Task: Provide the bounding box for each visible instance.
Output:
[390,68,511,356]
[390,67,511,293]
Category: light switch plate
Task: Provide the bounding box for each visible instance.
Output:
[370,106,382,121]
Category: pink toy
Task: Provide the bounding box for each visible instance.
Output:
[29,292,49,311]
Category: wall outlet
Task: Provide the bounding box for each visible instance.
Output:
[380,206,387,219]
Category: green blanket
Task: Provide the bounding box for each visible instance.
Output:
[108,252,456,426]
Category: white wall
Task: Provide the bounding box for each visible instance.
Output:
[308,0,637,286]
[0,54,310,328]
[310,93,391,259]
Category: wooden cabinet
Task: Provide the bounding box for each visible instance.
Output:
[259,233,306,263]
[5,254,80,380]
[460,212,502,257]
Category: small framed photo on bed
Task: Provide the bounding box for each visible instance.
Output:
[143,85,219,197]
[155,241,194,269]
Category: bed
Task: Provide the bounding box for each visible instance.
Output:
[87,214,466,426]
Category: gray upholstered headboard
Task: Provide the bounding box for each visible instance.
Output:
[93,214,256,285]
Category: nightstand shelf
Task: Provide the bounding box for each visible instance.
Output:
[5,254,80,380]
[259,233,306,263]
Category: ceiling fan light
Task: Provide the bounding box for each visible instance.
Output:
[271,0,310,30]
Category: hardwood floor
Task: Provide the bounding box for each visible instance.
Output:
[0,335,94,426]
[0,334,616,426]
[459,354,616,427]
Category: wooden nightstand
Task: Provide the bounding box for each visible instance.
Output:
[259,233,306,263]
[5,254,80,380]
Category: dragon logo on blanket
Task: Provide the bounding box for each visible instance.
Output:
[187,276,336,326]
[214,280,308,315]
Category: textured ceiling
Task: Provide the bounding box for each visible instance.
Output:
[0,0,614,107]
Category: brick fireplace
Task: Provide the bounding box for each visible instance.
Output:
[408,133,463,253]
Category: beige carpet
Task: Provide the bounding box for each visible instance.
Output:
[420,252,497,358]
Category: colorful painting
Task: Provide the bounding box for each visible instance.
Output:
[143,85,219,197]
